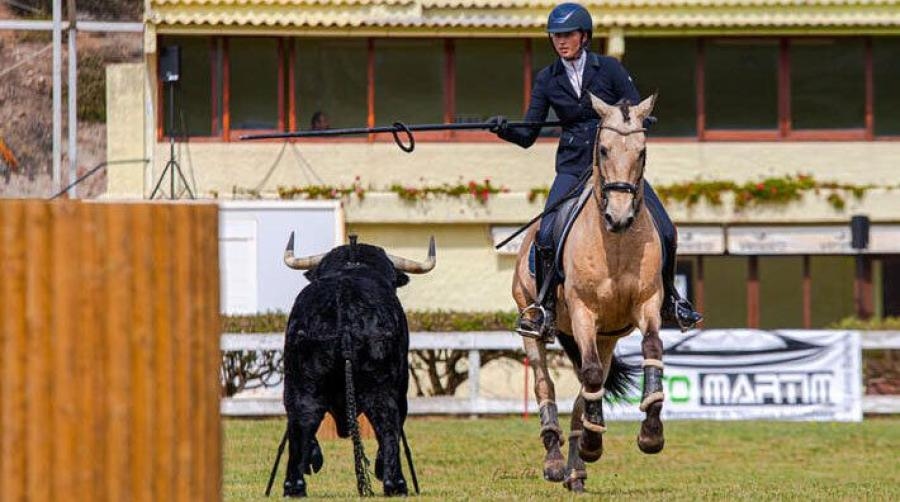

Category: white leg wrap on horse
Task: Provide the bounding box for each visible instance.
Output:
[639,391,665,412]
[538,399,554,409]
[581,416,607,433]
[540,424,564,438]
[642,358,664,369]
[568,430,582,439]
[567,469,587,481]
[581,387,605,401]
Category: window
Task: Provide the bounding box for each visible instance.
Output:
[160,36,212,137]
[874,37,900,136]
[294,39,367,130]
[705,40,778,130]
[229,37,280,130]
[790,39,865,130]
[624,38,697,137]
[455,40,523,122]
[374,40,444,124]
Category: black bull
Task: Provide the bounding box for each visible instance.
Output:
[279,233,435,497]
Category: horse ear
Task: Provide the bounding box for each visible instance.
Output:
[635,92,658,121]
[589,92,615,119]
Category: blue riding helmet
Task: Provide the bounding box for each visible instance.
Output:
[546,2,593,38]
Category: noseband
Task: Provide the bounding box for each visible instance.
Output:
[593,125,647,213]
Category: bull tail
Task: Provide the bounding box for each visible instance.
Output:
[339,286,374,497]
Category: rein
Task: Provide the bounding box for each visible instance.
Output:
[593,125,647,214]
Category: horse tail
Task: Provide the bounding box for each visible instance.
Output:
[556,333,640,404]
[604,354,640,404]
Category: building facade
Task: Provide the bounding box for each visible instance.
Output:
[107,0,900,325]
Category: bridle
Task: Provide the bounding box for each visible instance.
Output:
[592,124,647,214]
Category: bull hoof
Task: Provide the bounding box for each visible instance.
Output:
[383,479,408,497]
[283,479,307,498]
[543,449,567,482]
[577,431,603,463]
[304,440,324,474]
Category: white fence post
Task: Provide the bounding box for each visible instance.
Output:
[468,349,481,418]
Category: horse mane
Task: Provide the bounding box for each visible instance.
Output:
[615,99,632,124]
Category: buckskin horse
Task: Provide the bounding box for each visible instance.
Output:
[512,93,666,492]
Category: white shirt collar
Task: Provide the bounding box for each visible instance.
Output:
[562,50,587,97]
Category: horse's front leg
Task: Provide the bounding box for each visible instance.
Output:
[637,307,665,454]
[523,337,566,482]
[568,302,605,463]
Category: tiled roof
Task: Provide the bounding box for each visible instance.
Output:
[147,0,900,32]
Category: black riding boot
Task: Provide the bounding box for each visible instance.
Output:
[660,241,703,331]
[516,246,558,342]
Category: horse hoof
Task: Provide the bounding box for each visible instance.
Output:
[543,458,567,482]
[564,478,586,493]
[638,412,665,454]
[578,432,603,463]
[637,434,665,454]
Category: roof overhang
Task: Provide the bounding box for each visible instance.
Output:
[146,0,900,37]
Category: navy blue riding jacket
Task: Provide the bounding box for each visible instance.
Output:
[497,50,676,258]
[498,51,640,175]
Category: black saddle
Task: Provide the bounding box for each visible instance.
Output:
[529,183,594,281]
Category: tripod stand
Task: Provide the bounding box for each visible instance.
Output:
[150,81,194,199]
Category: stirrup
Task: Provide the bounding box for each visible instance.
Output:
[516,303,553,343]
[672,298,703,332]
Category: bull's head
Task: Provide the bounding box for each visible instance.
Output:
[283,232,436,287]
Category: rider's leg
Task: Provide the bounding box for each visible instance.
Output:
[517,172,582,339]
[643,182,703,330]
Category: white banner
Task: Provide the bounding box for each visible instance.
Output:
[607,330,863,422]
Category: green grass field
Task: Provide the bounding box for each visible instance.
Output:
[225,416,900,501]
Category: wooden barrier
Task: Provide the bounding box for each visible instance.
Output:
[0,200,221,501]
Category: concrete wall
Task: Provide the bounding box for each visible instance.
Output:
[105,64,147,197]
[130,140,900,199]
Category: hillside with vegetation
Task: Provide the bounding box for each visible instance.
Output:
[0,2,142,197]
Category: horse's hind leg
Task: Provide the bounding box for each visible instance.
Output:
[523,337,566,482]
[563,395,587,492]
[637,325,665,454]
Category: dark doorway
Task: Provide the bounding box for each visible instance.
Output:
[883,257,900,317]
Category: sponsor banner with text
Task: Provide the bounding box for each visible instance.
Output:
[606,330,862,422]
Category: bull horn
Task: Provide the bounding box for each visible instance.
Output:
[386,236,436,274]
[283,232,327,270]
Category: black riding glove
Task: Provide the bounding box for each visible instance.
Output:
[487,115,508,134]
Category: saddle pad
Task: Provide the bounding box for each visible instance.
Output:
[528,184,594,279]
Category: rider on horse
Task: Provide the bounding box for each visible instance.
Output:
[489,2,703,340]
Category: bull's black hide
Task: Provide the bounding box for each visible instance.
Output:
[283,243,412,497]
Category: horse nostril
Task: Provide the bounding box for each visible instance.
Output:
[604,213,615,226]
[625,216,635,227]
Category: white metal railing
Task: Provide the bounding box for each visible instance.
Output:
[220,330,900,416]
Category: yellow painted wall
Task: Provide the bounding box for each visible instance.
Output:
[105,64,147,197]
[346,223,520,312]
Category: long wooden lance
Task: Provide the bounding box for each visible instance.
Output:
[240,120,563,153]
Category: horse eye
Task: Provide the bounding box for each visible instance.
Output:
[600,146,608,157]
